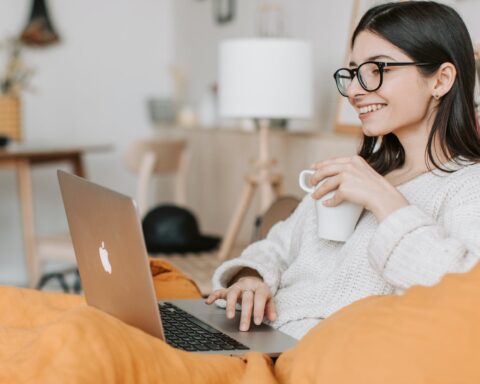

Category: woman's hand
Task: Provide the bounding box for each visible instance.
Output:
[205,275,276,332]
[309,155,409,222]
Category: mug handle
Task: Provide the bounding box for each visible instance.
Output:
[299,170,316,193]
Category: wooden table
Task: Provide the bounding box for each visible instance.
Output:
[0,142,110,287]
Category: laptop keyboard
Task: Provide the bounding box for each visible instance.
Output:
[159,302,249,352]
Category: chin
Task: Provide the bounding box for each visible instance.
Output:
[361,123,390,138]
[361,125,376,137]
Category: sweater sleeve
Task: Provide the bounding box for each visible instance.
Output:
[368,169,480,291]
[211,195,310,296]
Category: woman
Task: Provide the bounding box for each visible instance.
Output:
[206,1,480,340]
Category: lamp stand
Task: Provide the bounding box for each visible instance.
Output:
[217,119,283,261]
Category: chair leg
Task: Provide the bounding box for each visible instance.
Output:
[37,272,69,293]
[73,270,82,294]
[37,268,81,293]
[57,274,70,293]
[271,174,283,198]
[36,273,52,290]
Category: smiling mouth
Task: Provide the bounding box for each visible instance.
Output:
[358,104,387,115]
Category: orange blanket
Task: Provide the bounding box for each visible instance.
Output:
[0,259,276,384]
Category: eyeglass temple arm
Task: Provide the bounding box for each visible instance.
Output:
[383,61,433,68]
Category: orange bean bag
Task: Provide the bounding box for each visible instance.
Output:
[275,262,480,384]
[0,258,277,383]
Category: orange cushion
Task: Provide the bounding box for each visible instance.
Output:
[149,257,202,299]
[275,262,480,384]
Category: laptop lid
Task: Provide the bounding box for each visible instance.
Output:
[58,170,165,339]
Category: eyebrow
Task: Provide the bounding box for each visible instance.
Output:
[349,54,396,67]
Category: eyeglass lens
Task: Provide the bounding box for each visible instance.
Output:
[335,62,382,96]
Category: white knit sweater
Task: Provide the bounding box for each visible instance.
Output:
[212,160,480,339]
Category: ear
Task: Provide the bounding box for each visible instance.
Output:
[430,62,456,99]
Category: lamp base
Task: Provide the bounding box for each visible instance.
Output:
[217,172,283,261]
[217,120,283,261]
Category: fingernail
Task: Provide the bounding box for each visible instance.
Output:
[227,310,234,318]
[240,323,248,331]
[254,316,261,325]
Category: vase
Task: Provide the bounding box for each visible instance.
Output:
[0,95,22,141]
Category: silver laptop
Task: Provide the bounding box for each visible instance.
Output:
[58,170,296,356]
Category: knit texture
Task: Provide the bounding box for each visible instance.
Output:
[212,160,480,339]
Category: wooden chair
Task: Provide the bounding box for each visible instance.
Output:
[124,138,189,217]
[251,195,301,242]
[124,138,221,296]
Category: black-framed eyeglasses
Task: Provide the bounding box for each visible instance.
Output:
[333,61,434,97]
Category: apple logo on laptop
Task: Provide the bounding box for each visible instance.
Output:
[99,241,112,274]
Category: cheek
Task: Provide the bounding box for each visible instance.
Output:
[387,76,432,126]
[390,93,431,126]
[361,88,431,136]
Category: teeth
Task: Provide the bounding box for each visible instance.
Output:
[359,104,386,114]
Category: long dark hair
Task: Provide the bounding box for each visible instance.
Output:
[352,1,480,174]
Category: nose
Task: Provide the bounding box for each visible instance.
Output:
[346,74,365,100]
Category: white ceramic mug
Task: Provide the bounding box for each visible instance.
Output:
[299,169,363,242]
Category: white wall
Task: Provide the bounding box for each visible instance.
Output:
[0,0,175,285]
[173,0,355,131]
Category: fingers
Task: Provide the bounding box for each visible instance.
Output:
[240,289,254,331]
[308,164,343,188]
[205,287,241,319]
[226,286,242,319]
[205,289,227,304]
[206,282,276,331]
[309,156,368,188]
[252,288,269,325]
[204,286,243,321]
[311,175,341,201]
[241,288,276,330]
[322,189,345,207]
[310,156,352,170]
[265,298,277,322]
[310,155,365,170]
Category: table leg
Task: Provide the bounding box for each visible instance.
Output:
[17,159,39,288]
[70,153,86,177]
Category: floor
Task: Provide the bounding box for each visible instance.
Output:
[163,244,246,296]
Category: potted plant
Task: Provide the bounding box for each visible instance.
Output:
[0,38,35,143]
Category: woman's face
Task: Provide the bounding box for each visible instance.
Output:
[347,31,435,137]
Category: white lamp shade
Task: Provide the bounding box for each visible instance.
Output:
[219,38,313,119]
